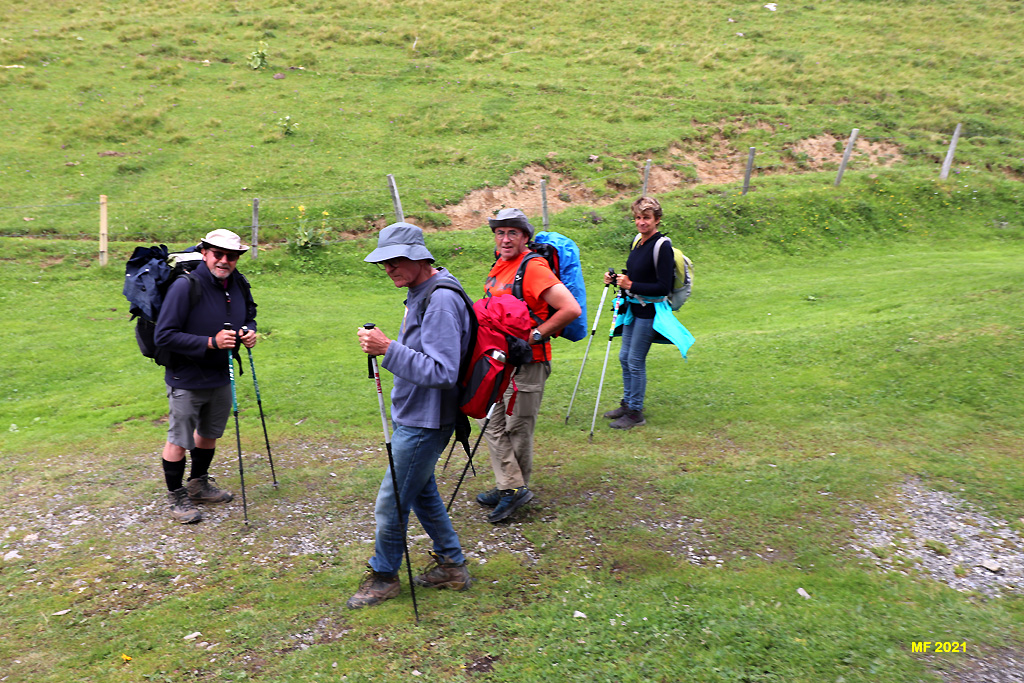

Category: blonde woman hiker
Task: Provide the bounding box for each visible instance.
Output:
[601,197,694,429]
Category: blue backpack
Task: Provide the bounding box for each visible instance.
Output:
[510,231,588,342]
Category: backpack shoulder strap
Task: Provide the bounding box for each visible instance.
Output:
[234,271,257,320]
[184,272,201,309]
[235,271,252,298]
[510,252,548,329]
[511,251,545,303]
[420,279,478,384]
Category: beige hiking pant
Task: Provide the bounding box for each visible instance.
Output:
[481,361,551,491]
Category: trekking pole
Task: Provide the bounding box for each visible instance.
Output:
[241,326,278,488]
[364,323,419,624]
[589,278,625,443]
[224,323,249,524]
[446,402,498,514]
[441,433,476,476]
[565,268,615,425]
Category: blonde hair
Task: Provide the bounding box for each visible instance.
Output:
[631,196,662,220]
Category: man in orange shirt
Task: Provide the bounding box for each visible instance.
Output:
[477,208,581,523]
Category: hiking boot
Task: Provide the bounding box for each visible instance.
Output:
[609,409,646,430]
[487,486,534,523]
[186,474,234,503]
[346,568,400,610]
[476,487,501,507]
[602,400,629,419]
[413,552,472,590]
[167,487,202,524]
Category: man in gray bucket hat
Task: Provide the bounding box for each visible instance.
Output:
[348,222,474,610]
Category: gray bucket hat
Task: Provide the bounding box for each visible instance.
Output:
[487,207,534,239]
[364,222,435,263]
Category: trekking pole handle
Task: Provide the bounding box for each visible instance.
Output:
[224,322,241,348]
[363,323,376,378]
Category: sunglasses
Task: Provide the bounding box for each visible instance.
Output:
[210,249,240,262]
[375,257,408,271]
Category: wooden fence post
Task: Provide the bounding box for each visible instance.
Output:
[642,159,652,196]
[99,195,108,266]
[742,147,756,195]
[940,123,963,180]
[541,179,550,231]
[834,129,859,187]
[250,198,259,259]
[387,174,404,222]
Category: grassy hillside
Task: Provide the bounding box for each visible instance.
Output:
[2,0,1023,240]
[3,0,1024,680]
[2,171,1023,681]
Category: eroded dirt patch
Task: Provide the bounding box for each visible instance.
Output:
[428,128,903,230]
[435,164,607,232]
[789,133,903,168]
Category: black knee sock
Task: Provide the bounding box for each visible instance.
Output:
[189,447,215,480]
[162,458,187,492]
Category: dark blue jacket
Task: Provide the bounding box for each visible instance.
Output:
[154,261,257,389]
[625,231,673,319]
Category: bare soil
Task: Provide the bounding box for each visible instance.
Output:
[422,129,904,231]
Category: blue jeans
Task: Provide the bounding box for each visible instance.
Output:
[619,315,656,412]
[369,423,465,577]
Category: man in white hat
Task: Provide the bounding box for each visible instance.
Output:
[153,229,258,524]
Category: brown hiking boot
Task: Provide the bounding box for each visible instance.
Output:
[167,487,202,524]
[413,552,472,591]
[346,568,400,609]
[186,474,234,503]
[609,409,646,430]
[602,400,629,419]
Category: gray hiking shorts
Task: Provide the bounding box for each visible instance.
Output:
[166,384,232,450]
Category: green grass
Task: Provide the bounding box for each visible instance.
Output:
[2,0,1023,240]
[4,0,1024,679]
[2,172,1024,681]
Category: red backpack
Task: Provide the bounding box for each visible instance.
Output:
[421,283,533,419]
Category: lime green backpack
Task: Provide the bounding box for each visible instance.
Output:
[630,234,693,310]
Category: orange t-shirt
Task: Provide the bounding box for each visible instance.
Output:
[484,252,560,362]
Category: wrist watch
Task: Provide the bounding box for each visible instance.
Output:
[531,328,543,344]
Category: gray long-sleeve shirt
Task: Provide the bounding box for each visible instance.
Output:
[380,267,472,429]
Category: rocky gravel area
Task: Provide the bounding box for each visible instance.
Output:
[847,478,1024,598]
[0,446,543,576]
[6,455,1024,681]
[845,479,1024,683]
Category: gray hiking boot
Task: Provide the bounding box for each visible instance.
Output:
[602,400,629,420]
[186,474,234,503]
[476,487,501,507]
[413,552,472,591]
[167,487,202,524]
[610,409,646,430]
[346,567,400,609]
